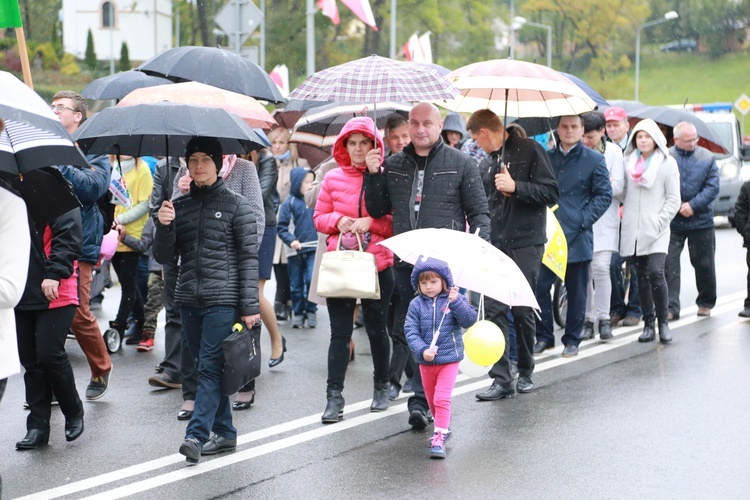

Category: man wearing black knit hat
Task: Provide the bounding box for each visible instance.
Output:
[154,135,260,463]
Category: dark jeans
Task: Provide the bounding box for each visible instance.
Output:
[287,252,317,315]
[388,265,416,391]
[610,253,641,318]
[536,260,590,347]
[159,260,183,383]
[665,228,717,317]
[634,253,669,324]
[180,305,237,444]
[273,263,290,306]
[111,252,142,326]
[487,245,543,383]
[130,254,150,324]
[746,248,750,308]
[16,306,83,431]
[325,268,394,392]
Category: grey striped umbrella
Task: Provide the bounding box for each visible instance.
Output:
[0,72,88,175]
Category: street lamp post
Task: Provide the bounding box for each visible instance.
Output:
[514,16,552,67]
[635,10,678,101]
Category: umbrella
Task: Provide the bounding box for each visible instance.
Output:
[0,71,89,175]
[560,72,609,109]
[117,81,277,129]
[608,100,728,154]
[291,101,411,148]
[0,167,80,224]
[136,46,286,104]
[81,70,173,100]
[379,228,540,309]
[74,102,268,158]
[288,54,460,103]
[437,59,596,117]
[272,99,328,130]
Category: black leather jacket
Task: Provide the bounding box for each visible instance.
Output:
[153,178,259,316]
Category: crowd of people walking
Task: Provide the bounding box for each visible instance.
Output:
[3,85,742,468]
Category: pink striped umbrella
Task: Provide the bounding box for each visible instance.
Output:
[437,59,596,117]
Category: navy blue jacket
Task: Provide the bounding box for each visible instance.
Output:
[58,154,110,263]
[404,257,476,365]
[277,167,317,254]
[547,141,612,263]
[668,145,719,232]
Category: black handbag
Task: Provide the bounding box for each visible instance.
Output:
[221,321,262,396]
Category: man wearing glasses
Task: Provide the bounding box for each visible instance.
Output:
[665,121,720,320]
[52,91,114,400]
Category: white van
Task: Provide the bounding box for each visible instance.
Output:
[683,103,750,225]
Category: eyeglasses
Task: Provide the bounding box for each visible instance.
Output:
[676,137,698,144]
[50,104,78,113]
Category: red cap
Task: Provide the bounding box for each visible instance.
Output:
[604,107,627,122]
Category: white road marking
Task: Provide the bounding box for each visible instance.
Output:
[17,292,747,500]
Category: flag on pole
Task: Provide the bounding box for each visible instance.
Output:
[340,0,377,31]
[269,64,289,97]
[318,0,340,25]
[318,0,377,31]
[0,0,23,28]
[403,32,432,63]
[543,206,567,280]
[418,31,432,64]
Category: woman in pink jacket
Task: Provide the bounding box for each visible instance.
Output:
[314,117,394,423]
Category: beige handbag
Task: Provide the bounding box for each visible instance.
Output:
[317,233,381,300]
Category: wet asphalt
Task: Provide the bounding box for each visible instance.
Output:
[1,222,749,499]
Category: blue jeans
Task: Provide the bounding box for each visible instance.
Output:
[180,305,237,444]
[536,261,590,347]
[287,251,317,316]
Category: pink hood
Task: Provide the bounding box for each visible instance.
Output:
[333,117,385,171]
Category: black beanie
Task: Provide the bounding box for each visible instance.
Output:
[185,137,223,173]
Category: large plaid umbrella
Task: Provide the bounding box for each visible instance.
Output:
[288,55,460,103]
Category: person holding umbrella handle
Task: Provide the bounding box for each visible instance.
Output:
[154,137,260,464]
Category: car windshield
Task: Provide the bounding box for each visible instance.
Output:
[705,122,733,159]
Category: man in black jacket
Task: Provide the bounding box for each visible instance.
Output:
[466,109,559,400]
[364,102,490,429]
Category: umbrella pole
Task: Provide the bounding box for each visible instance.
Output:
[499,88,509,170]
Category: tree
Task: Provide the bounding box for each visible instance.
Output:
[50,19,63,60]
[84,29,97,70]
[119,42,130,71]
[669,0,750,57]
[522,0,651,76]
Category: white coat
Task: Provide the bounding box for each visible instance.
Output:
[619,119,681,257]
[593,141,626,253]
[0,189,30,380]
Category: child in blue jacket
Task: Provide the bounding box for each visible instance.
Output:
[277,167,318,328]
[405,257,476,459]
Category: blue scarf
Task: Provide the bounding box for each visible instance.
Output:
[274,150,291,162]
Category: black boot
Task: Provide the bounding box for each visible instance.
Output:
[638,320,656,343]
[599,319,613,341]
[658,322,672,344]
[581,321,595,340]
[370,382,390,412]
[321,390,344,423]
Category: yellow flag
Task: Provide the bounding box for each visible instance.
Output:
[543,206,567,280]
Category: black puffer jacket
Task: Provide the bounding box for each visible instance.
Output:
[256,150,278,225]
[153,178,259,316]
[364,138,490,241]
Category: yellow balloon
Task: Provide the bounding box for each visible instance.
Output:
[464,320,505,367]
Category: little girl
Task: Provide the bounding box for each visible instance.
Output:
[404,257,476,459]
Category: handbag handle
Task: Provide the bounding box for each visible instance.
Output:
[336,231,364,252]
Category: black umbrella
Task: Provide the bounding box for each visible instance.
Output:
[0,72,89,175]
[136,46,286,104]
[0,167,81,224]
[81,70,173,101]
[74,102,268,157]
[560,73,609,109]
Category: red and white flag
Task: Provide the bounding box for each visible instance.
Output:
[402,31,432,63]
[269,64,289,97]
[318,0,377,31]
